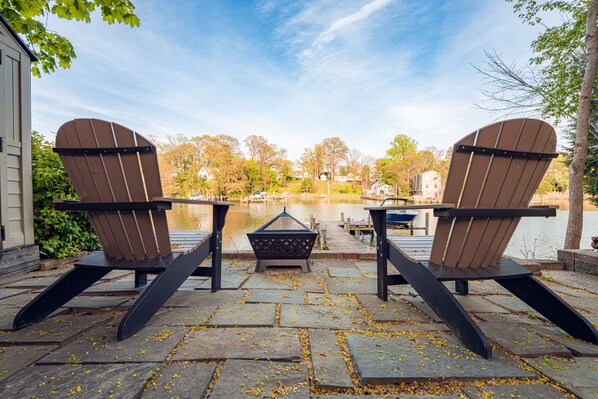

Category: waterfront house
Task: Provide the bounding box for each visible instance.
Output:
[412,170,442,199]
[368,180,396,196]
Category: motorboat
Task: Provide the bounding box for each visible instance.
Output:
[380,197,419,225]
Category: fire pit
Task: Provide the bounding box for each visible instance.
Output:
[247,208,317,272]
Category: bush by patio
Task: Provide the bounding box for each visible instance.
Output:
[32,131,100,258]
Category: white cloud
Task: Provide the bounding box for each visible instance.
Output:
[301,0,395,58]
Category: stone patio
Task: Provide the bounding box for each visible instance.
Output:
[0,259,596,398]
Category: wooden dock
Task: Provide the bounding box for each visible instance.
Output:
[317,221,375,253]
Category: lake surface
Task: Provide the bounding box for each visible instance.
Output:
[167,198,598,259]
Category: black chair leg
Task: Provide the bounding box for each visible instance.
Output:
[498,276,598,344]
[455,280,469,295]
[13,267,109,330]
[393,260,492,359]
[117,254,200,340]
[134,271,148,287]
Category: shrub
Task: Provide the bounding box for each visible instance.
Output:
[32,132,100,258]
[300,178,315,193]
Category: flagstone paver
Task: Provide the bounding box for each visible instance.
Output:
[314,396,392,399]
[325,277,378,294]
[81,279,145,296]
[454,295,509,314]
[0,314,112,346]
[328,266,363,278]
[462,383,567,399]
[354,261,377,272]
[245,289,304,304]
[542,271,598,294]
[0,288,29,300]
[524,357,598,398]
[295,274,326,293]
[558,295,598,315]
[356,294,431,323]
[307,293,359,308]
[64,295,132,311]
[403,297,443,322]
[146,305,218,327]
[280,304,371,330]
[314,260,356,268]
[195,269,248,290]
[402,396,460,399]
[4,276,61,289]
[0,363,158,399]
[0,293,39,308]
[529,325,598,356]
[388,285,418,296]
[385,322,449,332]
[100,270,133,281]
[174,327,300,361]
[483,295,536,313]
[164,289,245,307]
[39,326,187,364]
[346,333,536,383]
[208,359,309,399]
[0,307,19,330]
[544,282,597,298]
[140,363,216,399]
[242,273,295,290]
[309,329,353,389]
[0,345,57,382]
[478,321,571,357]
[466,280,512,295]
[209,303,276,327]
[473,312,546,326]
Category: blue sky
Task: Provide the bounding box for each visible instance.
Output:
[31,0,544,160]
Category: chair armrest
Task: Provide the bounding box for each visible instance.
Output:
[530,204,559,209]
[365,203,455,211]
[151,197,235,206]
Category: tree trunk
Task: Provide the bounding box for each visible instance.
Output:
[564,0,598,249]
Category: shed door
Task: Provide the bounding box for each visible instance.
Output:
[0,40,25,250]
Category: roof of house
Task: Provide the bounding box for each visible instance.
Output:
[0,13,38,61]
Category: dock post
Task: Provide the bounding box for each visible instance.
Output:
[356,229,361,240]
[341,212,345,223]
[344,218,351,232]
[320,226,327,249]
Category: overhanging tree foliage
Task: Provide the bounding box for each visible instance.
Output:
[475,0,598,249]
[0,0,139,76]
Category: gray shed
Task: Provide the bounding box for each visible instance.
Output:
[0,14,39,274]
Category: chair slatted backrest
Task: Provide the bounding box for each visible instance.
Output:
[429,118,556,268]
[55,118,172,260]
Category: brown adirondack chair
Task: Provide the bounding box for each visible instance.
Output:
[14,118,232,340]
[367,118,598,359]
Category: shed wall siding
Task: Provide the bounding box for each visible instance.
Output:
[0,23,34,252]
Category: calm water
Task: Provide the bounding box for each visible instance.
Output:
[167,198,598,259]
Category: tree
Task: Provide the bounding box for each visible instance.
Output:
[0,1,139,77]
[321,137,349,182]
[378,134,422,195]
[199,134,246,196]
[564,116,598,205]
[475,0,598,249]
[300,145,324,180]
[536,154,570,195]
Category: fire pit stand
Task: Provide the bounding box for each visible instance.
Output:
[247,208,317,272]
